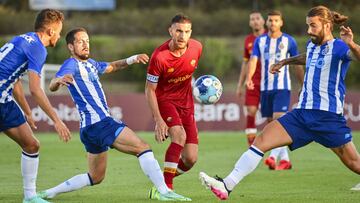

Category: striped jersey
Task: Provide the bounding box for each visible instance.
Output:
[0,32,47,103]
[56,58,110,128]
[252,33,298,91]
[297,39,351,114]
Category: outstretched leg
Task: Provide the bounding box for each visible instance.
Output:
[331,142,360,174]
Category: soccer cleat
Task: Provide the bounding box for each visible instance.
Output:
[351,183,360,191]
[148,186,192,201]
[23,196,51,203]
[36,191,50,199]
[199,172,231,200]
[276,160,292,170]
[264,156,276,170]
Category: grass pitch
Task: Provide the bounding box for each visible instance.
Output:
[1,131,360,203]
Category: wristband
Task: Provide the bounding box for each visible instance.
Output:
[126,55,138,65]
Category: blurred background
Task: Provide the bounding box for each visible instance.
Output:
[1,0,360,131]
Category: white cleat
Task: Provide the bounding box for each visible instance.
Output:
[350,183,360,191]
[199,172,230,200]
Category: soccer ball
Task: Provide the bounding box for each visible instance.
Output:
[193,75,223,104]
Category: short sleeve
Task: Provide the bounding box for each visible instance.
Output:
[146,52,162,83]
[251,37,261,58]
[288,36,299,57]
[56,59,76,78]
[23,42,47,75]
[338,40,351,62]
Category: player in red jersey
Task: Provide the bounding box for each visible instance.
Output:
[236,11,265,146]
[145,14,202,192]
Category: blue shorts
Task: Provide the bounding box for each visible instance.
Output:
[0,101,26,132]
[278,109,352,151]
[260,90,290,118]
[80,117,126,154]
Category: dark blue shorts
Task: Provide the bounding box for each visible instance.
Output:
[0,101,26,132]
[80,117,126,154]
[260,90,290,118]
[278,109,352,151]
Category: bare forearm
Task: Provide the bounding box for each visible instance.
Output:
[294,65,305,85]
[107,59,128,73]
[145,88,162,121]
[247,57,257,80]
[282,53,306,66]
[238,61,248,87]
[348,41,360,61]
[30,87,60,123]
[49,78,61,92]
[13,81,32,115]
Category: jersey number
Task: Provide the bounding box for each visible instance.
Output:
[0,43,14,61]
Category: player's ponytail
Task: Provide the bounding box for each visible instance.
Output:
[331,11,348,25]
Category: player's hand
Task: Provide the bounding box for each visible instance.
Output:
[270,61,284,74]
[136,54,149,64]
[246,78,254,90]
[57,74,74,87]
[54,120,71,142]
[236,85,244,99]
[340,26,354,45]
[154,118,169,143]
[25,113,37,130]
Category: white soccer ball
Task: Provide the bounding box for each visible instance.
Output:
[193,75,223,105]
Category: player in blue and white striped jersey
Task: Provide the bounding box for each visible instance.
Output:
[246,10,305,170]
[39,28,191,201]
[0,9,71,203]
[199,6,360,200]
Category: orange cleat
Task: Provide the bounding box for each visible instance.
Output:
[276,160,292,170]
[264,156,276,170]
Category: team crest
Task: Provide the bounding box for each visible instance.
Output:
[278,42,285,50]
[322,45,329,55]
[190,59,196,67]
[167,67,175,73]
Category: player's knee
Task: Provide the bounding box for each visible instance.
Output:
[134,140,151,155]
[23,139,40,154]
[172,132,186,146]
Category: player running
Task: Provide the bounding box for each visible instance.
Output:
[236,11,266,146]
[38,28,191,202]
[145,14,202,193]
[0,9,70,203]
[199,5,360,200]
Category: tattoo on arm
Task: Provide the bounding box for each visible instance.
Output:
[107,59,128,73]
[283,53,306,66]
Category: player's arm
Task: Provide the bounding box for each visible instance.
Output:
[145,81,168,143]
[28,71,71,142]
[270,53,306,74]
[104,54,149,74]
[49,74,74,92]
[294,65,305,86]
[246,56,258,90]
[340,26,360,61]
[13,80,37,130]
[236,60,248,98]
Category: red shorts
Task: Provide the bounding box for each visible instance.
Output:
[158,102,198,144]
[245,84,260,106]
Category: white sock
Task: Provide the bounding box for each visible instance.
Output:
[279,146,290,161]
[138,150,169,194]
[269,147,282,161]
[21,151,39,200]
[223,145,264,191]
[45,173,92,198]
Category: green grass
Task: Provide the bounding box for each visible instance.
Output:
[1,132,360,203]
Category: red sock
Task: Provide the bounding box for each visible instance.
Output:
[245,115,257,146]
[246,115,256,129]
[175,158,191,177]
[164,142,183,189]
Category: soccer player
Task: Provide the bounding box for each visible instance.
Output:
[38,28,191,202]
[236,11,266,146]
[199,5,360,200]
[145,14,202,191]
[0,9,71,203]
[246,10,304,170]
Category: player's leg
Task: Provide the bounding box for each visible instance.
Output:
[244,86,260,146]
[200,120,293,200]
[331,141,360,174]
[273,112,291,170]
[41,152,104,199]
[3,101,43,202]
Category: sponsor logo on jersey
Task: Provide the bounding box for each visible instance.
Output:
[168,74,192,84]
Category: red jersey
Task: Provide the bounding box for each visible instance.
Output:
[243,34,261,85]
[147,39,202,108]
